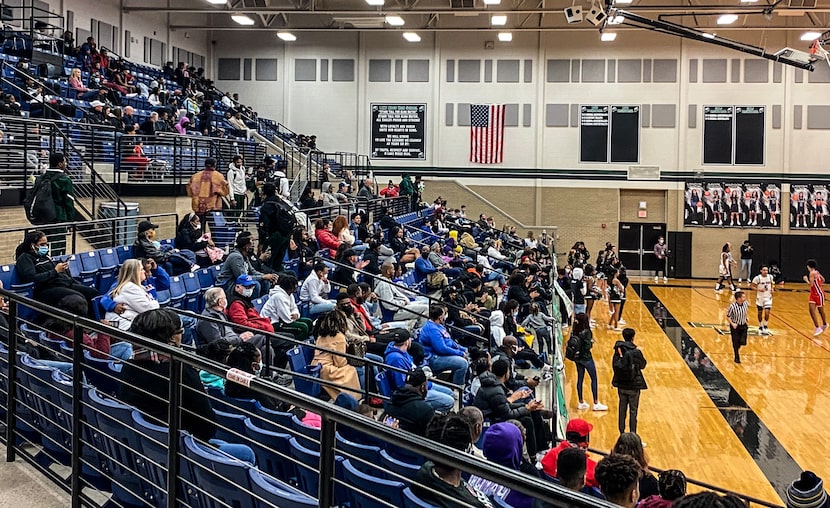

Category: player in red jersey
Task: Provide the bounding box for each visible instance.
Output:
[804,259,828,336]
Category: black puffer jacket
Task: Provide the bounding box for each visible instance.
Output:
[472,371,529,422]
[611,340,648,390]
[384,387,434,436]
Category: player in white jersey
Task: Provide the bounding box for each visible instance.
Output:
[751,265,774,335]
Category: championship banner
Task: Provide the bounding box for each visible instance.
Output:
[790,184,829,230]
[684,182,781,228]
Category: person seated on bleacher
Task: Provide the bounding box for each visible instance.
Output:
[442,285,486,346]
[79,36,96,70]
[330,248,367,288]
[138,111,158,136]
[41,293,133,361]
[333,214,363,251]
[68,68,103,101]
[375,262,430,328]
[228,111,255,139]
[14,231,99,317]
[91,48,110,74]
[319,182,341,208]
[61,30,78,56]
[360,239,384,282]
[176,212,222,267]
[223,342,281,409]
[85,99,109,125]
[174,115,191,135]
[419,305,469,389]
[215,232,277,298]
[196,339,233,390]
[261,275,314,341]
[119,308,256,463]
[389,226,420,265]
[428,242,462,279]
[313,218,340,259]
[312,309,362,401]
[299,262,336,316]
[350,212,370,243]
[384,367,436,436]
[102,259,160,331]
[288,227,316,277]
[383,330,453,414]
[122,106,139,131]
[226,274,274,335]
[415,246,449,291]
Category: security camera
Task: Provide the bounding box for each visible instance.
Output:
[774,47,817,65]
[564,6,583,24]
[585,1,607,26]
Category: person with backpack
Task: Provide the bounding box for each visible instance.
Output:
[258,182,296,271]
[611,328,647,435]
[566,313,607,412]
[25,152,75,256]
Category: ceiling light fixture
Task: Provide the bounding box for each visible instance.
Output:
[498,32,513,42]
[608,14,625,24]
[615,0,633,4]
[231,14,255,25]
[601,32,617,41]
[717,14,738,24]
[206,0,227,4]
[801,31,821,41]
[366,0,385,5]
[483,0,502,4]
[491,15,507,25]
[402,32,421,42]
[702,32,716,39]
[740,0,758,3]
[385,15,405,26]
[277,32,296,41]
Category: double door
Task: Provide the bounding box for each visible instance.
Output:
[618,222,666,275]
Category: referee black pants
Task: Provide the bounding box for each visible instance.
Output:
[731,323,748,362]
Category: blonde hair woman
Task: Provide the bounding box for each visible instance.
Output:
[104,259,160,330]
[68,67,100,101]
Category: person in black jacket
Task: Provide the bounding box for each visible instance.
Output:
[383,368,435,436]
[118,308,255,462]
[176,212,219,267]
[258,182,293,271]
[473,359,547,457]
[14,231,99,315]
[223,342,279,409]
[611,328,648,435]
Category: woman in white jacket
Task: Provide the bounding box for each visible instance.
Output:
[105,259,160,330]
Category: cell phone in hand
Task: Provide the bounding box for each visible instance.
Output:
[384,417,396,426]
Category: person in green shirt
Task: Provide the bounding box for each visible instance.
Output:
[38,152,76,256]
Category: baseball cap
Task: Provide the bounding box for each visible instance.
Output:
[89,100,105,107]
[566,418,593,438]
[138,220,158,233]
[405,368,427,387]
[236,274,256,287]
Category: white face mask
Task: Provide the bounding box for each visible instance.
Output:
[242,288,254,298]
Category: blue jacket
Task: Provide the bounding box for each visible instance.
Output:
[101,266,171,312]
[420,320,466,359]
[414,256,437,281]
[384,341,433,391]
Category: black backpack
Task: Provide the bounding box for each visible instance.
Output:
[612,346,636,384]
[259,198,297,236]
[565,333,581,362]
[24,172,57,225]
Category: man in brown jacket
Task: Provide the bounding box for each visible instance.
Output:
[187,158,230,229]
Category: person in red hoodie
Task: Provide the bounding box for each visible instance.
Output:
[540,418,599,489]
[226,274,274,334]
[314,218,341,258]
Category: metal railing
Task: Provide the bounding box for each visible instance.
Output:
[0,290,613,508]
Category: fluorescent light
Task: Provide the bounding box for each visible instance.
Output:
[608,14,625,24]
[801,31,821,41]
[702,32,716,39]
[206,0,226,4]
[498,32,512,42]
[717,14,738,24]
[615,0,633,4]
[277,32,296,41]
[601,32,617,41]
[740,0,758,3]
[483,0,501,4]
[366,0,384,5]
[491,15,507,25]
[231,14,255,25]
[385,15,405,26]
[402,32,421,42]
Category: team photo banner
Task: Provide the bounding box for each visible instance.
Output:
[684,182,781,228]
[790,184,830,230]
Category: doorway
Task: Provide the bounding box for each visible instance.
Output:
[618,222,667,275]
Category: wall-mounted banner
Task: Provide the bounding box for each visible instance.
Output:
[370,104,426,160]
[790,184,830,230]
[684,182,780,228]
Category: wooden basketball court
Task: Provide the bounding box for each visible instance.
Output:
[558,278,829,505]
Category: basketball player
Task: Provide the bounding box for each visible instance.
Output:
[715,243,737,292]
[804,259,828,336]
[750,265,774,335]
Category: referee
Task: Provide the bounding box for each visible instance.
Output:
[727,291,749,364]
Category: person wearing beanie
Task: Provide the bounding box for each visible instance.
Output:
[467,422,536,508]
[788,471,830,508]
[541,418,600,488]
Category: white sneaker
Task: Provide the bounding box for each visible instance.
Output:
[618,319,627,325]
[577,402,590,410]
[738,278,742,283]
[814,327,823,336]
[654,276,659,283]
[592,402,608,411]
[663,277,668,282]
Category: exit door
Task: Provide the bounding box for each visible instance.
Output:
[618,222,667,275]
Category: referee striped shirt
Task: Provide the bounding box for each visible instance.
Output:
[726,301,748,325]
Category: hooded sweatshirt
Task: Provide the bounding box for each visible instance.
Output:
[472,371,529,422]
[481,423,534,508]
[611,340,648,390]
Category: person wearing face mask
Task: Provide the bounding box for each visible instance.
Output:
[312,309,361,401]
[134,220,172,267]
[226,275,276,335]
[118,309,256,463]
[14,230,99,314]
[420,305,469,387]
[176,212,221,267]
[223,342,280,409]
[215,232,277,298]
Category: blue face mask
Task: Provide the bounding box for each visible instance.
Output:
[252,362,263,376]
[37,245,48,256]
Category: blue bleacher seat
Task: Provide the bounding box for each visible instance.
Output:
[380,449,420,482]
[207,211,240,249]
[249,468,317,508]
[375,370,393,400]
[75,250,101,288]
[403,487,439,508]
[182,272,202,312]
[19,322,43,341]
[182,434,255,508]
[81,350,122,397]
[492,495,516,508]
[288,436,320,497]
[252,295,268,313]
[253,400,294,433]
[116,245,133,264]
[286,345,321,399]
[168,276,185,309]
[91,296,106,321]
[197,267,217,290]
[156,289,171,306]
[243,417,296,482]
[213,409,248,444]
[18,355,71,464]
[341,458,407,508]
[335,432,383,475]
[0,264,15,289]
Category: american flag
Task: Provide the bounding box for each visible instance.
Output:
[470,104,505,164]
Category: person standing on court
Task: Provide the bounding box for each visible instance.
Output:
[715,242,737,293]
[751,265,774,336]
[738,240,753,285]
[804,259,828,337]
[611,328,647,435]
[187,157,230,230]
[726,291,749,363]
[653,236,668,283]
